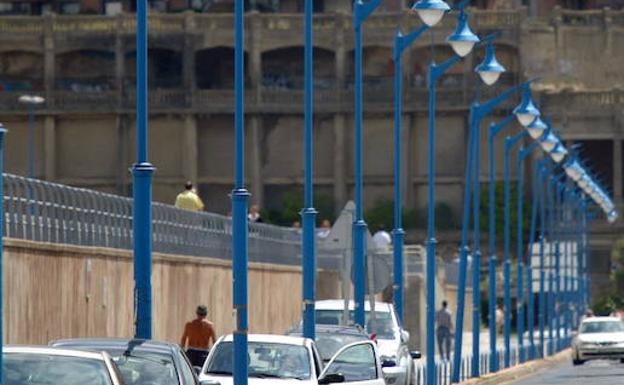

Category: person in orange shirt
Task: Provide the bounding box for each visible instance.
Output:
[180,305,217,368]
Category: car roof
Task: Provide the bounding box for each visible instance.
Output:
[288,324,367,336]
[582,316,623,323]
[315,299,392,312]
[220,334,309,346]
[50,338,177,355]
[5,345,106,360]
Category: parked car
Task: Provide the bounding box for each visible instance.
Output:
[50,338,199,385]
[199,333,386,385]
[4,345,125,385]
[315,299,420,385]
[286,324,370,363]
[571,316,624,365]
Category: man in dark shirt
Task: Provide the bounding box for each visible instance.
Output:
[180,305,217,368]
[436,300,453,361]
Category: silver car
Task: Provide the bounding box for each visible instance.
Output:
[571,316,624,365]
[4,346,125,385]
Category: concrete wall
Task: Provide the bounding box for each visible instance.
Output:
[2,238,344,345]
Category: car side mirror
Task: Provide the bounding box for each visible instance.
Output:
[319,373,346,384]
[401,330,410,343]
[381,358,397,368]
[410,351,422,359]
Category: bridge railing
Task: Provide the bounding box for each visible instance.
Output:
[2,173,305,266]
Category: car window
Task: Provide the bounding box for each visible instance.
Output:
[323,343,378,382]
[177,349,198,385]
[315,333,368,361]
[109,352,178,385]
[311,345,323,377]
[4,353,112,385]
[315,310,397,339]
[206,341,311,380]
[580,320,624,333]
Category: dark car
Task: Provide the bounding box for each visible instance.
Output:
[286,324,370,363]
[50,338,199,385]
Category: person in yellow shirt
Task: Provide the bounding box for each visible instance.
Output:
[175,182,204,211]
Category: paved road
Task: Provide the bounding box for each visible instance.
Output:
[507,359,624,385]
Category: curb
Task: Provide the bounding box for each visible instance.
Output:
[457,349,571,385]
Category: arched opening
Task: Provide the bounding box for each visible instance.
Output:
[125,48,183,89]
[346,46,394,90]
[195,47,249,89]
[56,50,114,91]
[262,46,335,90]
[0,51,44,91]
[575,139,614,193]
[411,45,463,88]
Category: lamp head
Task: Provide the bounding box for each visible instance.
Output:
[475,42,505,85]
[607,210,618,224]
[513,87,540,127]
[446,8,479,57]
[18,95,45,105]
[550,143,568,163]
[539,132,559,153]
[411,0,451,27]
[526,117,547,139]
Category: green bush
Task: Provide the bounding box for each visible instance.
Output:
[261,188,335,226]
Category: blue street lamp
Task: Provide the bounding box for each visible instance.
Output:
[516,141,540,363]
[412,0,451,27]
[352,0,384,329]
[232,0,249,384]
[487,114,515,373]
[301,0,317,341]
[0,124,7,384]
[393,23,430,324]
[426,4,479,382]
[502,129,527,367]
[133,0,156,340]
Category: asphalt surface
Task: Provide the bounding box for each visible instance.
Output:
[507,358,624,385]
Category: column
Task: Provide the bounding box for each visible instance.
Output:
[614,139,622,204]
[184,115,198,185]
[116,115,131,196]
[43,14,55,103]
[250,116,264,207]
[183,13,196,93]
[249,10,262,99]
[333,114,347,212]
[115,14,125,106]
[43,116,56,181]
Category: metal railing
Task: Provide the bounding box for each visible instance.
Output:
[2,173,305,266]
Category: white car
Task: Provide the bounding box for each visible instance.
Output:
[315,300,419,385]
[3,346,125,385]
[199,334,385,385]
[571,316,624,365]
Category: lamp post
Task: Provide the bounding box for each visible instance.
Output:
[18,95,45,178]
[232,0,249,384]
[0,124,7,384]
[487,114,515,373]
[301,0,318,341]
[352,0,384,329]
[502,129,527,367]
[392,23,430,324]
[132,0,156,340]
[515,141,540,363]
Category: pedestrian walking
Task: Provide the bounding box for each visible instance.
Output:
[180,305,216,368]
[174,182,204,211]
[495,303,504,334]
[372,224,392,252]
[436,300,453,361]
[317,219,332,238]
[248,204,263,223]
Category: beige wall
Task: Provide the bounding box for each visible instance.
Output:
[3,238,321,345]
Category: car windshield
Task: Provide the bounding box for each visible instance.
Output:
[205,342,311,380]
[4,353,112,385]
[580,320,624,334]
[315,310,397,339]
[315,333,368,362]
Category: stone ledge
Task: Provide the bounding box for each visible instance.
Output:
[458,349,570,385]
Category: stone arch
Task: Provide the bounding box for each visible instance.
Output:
[125,48,183,89]
[346,46,394,90]
[195,46,250,89]
[0,51,44,91]
[261,46,335,90]
[55,49,115,91]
